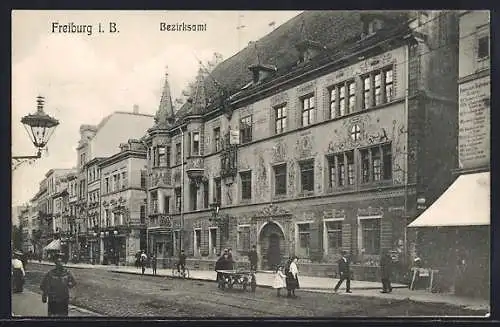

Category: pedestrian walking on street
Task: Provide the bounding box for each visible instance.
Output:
[286,256,300,298]
[140,251,148,275]
[151,255,157,275]
[334,250,352,293]
[12,251,26,293]
[248,245,258,272]
[273,265,286,297]
[40,253,76,317]
[380,250,393,293]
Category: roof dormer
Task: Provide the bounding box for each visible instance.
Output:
[295,39,326,63]
[248,63,277,84]
[360,14,386,39]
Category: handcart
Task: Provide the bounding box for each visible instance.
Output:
[216,269,257,292]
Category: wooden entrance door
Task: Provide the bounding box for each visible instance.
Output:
[267,233,281,270]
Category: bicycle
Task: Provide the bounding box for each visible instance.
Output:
[171,265,190,279]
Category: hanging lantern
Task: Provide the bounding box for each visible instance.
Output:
[21,96,59,151]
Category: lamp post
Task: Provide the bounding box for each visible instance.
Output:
[13,96,60,170]
[209,202,228,255]
[113,230,119,265]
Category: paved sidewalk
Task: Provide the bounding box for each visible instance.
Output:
[34,260,490,312]
[11,290,100,317]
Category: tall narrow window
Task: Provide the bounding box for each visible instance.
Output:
[339,85,346,116]
[275,104,287,134]
[478,35,489,60]
[214,127,221,152]
[329,88,337,119]
[372,147,382,181]
[274,164,287,195]
[382,144,393,180]
[175,188,182,212]
[190,183,198,211]
[203,181,209,208]
[297,223,311,258]
[166,146,171,167]
[361,149,370,183]
[300,160,314,192]
[326,221,342,250]
[346,151,355,185]
[338,155,346,187]
[374,72,382,106]
[301,94,315,127]
[140,170,147,189]
[240,115,253,144]
[214,178,222,203]
[192,132,200,156]
[240,171,252,200]
[163,196,170,214]
[361,218,381,255]
[121,171,127,189]
[327,156,336,189]
[158,146,166,166]
[140,205,146,224]
[384,68,394,103]
[347,81,356,114]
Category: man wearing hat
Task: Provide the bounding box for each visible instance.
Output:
[40,252,76,317]
[334,250,352,293]
[12,251,26,293]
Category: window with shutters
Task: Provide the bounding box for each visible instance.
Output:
[237,225,251,253]
[360,218,381,255]
[297,223,311,257]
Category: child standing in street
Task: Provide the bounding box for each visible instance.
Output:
[273,265,286,297]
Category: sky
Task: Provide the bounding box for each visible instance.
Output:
[11,10,302,207]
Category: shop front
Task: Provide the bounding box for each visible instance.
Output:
[408,172,490,298]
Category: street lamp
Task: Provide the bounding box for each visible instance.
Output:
[13,96,60,170]
[209,202,228,255]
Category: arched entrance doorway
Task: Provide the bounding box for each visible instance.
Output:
[258,222,286,270]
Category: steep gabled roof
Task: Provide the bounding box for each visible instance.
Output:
[171,10,410,124]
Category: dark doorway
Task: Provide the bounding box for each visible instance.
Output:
[267,234,281,270]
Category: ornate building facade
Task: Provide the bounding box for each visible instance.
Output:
[144,11,460,278]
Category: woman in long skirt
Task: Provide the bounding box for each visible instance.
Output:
[12,255,25,293]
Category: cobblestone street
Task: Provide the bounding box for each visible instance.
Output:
[18,263,487,317]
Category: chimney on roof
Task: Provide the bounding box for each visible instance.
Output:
[133,104,139,114]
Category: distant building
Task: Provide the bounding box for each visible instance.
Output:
[409,10,490,298]
[144,10,460,280]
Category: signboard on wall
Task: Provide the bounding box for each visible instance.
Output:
[458,76,490,170]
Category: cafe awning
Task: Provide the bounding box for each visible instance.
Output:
[408,172,490,227]
[43,239,61,251]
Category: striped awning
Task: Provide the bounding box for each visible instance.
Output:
[43,239,61,251]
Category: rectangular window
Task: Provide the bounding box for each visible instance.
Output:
[214,127,221,152]
[238,226,251,252]
[240,171,252,200]
[361,218,381,255]
[347,81,356,114]
[301,94,315,126]
[274,164,287,195]
[478,35,489,60]
[151,192,158,214]
[214,178,222,203]
[140,170,147,189]
[158,146,166,166]
[192,132,200,156]
[339,85,346,116]
[240,116,253,144]
[300,160,314,192]
[105,178,110,194]
[327,221,343,250]
[382,143,393,180]
[175,143,181,165]
[275,104,287,134]
[338,154,346,187]
[194,229,202,256]
[346,151,355,185]
[190,183,198,211]
[329,88,337,119]
[361,149,370,183]
[298,223,311,257]
[203,181,209,209]
[372,147,382,181]
[327,156,336,189]
[362,66,394,109]
[175,188,182,212]
[164,196,170,214]
[121,172,127,189]
[140,205,146,224]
